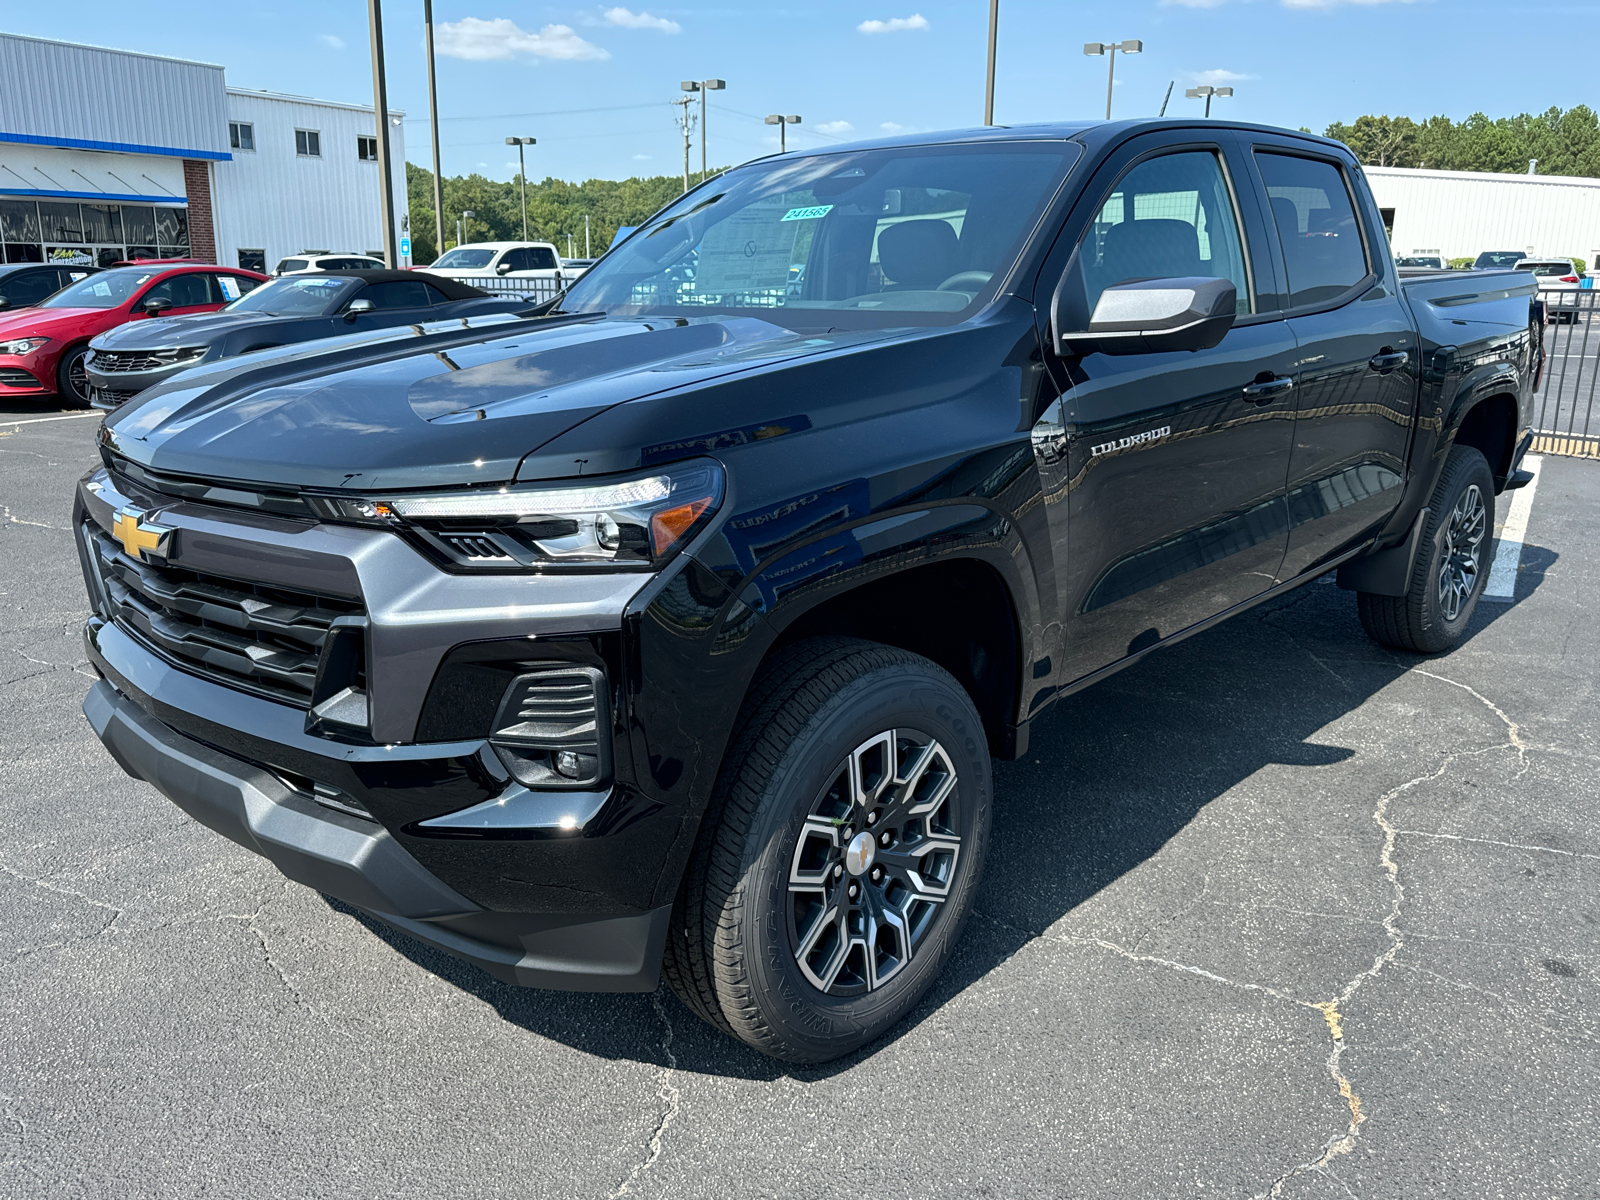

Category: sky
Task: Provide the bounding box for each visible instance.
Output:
[6,1,1598,184]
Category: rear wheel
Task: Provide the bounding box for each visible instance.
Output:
[55,345,92,409]
[1358,444,1495,653]
[663,637,991,1062]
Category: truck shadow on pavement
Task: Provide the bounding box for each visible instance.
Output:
[328,554,1554,1080]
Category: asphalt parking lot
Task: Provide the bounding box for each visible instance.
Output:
[2,405,1596,1200]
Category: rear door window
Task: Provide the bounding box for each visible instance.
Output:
[359,280,431,309]
[0,270,61,306]
[528,247,558,270]
[1256,153,1370,308]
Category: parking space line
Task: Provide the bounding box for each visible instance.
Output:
[1483,454,1542,602]
[0,412,102,428]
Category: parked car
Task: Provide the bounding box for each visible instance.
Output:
[1395,254,1444,269]
[425,241,566,297]
[0,262,100,312]
[1473,250,1527,269]
[84,270,531,408]
[77,119,1538,1063]
[273,253,386,276]
[1516,258,1583,322]
[0,263,267,407]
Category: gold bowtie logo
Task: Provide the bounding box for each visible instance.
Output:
[111,508,174,563]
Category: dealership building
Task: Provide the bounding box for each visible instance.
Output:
[0,32,405,274]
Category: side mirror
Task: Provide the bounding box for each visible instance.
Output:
[495,261,514,275]
[1053,272,1237,357]
[140,296,173,317]
[0,297,10,312]
[343,298,376,323]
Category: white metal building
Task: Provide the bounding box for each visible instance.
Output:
[0,32,405,272]
[1366,166,1600,268]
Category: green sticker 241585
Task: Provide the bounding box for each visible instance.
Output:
[781,205,833,221]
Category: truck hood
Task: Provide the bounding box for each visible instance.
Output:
[103,314,893,490]
[91,310,286,351]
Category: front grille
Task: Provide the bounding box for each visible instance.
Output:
[92,386,142,409]
[0,368,39,388]
[84,521,364,707]
[90,348,205,373]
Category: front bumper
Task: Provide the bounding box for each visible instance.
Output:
[86,358,193,406]
[84,674,670,991]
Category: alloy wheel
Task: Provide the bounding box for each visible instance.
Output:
[1438,483,1487,621]
[66,352,91,405]
[787,729,962,996]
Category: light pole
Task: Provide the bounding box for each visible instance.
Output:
[682,79,725,182]
[423,0,445,265]
[1083,40,1142,121]
[365,0,398,267]
[1185,85,1233,118]
[764,114,801,153]
[984,0,999,125]
[457,208,474,249]
[584,213,591,257]
[671,95,696,194]
[505,136,535,239]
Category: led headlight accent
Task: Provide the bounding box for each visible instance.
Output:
[388,476,670,519]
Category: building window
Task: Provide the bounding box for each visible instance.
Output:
[358,135,379,162]
[237,248,267,273]
[295,129,322,158]
[229,122,255,152]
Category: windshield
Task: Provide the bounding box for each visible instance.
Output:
[39,270,158,309]
[562,142,1079,328]
[1475,251,1524,268]
[1396,256,1441,267]
[224,275,357,316]
[433,248,496,269]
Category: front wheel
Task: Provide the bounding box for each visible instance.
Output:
[1357,444,1495,653]
[55,345,93,409]
[663,637,992,1062]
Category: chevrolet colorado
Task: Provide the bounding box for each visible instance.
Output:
[76,120,1538,1062]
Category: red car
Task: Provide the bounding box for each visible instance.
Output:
[0,263,269,409]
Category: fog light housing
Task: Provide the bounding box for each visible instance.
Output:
[488,665,610,790]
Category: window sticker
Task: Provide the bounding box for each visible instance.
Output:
[218,276,241,300]
[781,205,833,222]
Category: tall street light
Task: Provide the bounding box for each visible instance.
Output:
[457,208,474,249]
[1185,85,1233,117]
[365,0,398,267]
[983,0,999,125]
[1083,40,1142,121]
[506,136,536,239]
[682,79,726,182]
[764,114,801,153]
[423,0,445,265]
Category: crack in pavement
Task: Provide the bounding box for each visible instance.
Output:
[609,988,682,1198]
[0,858,124,955]
[1391,828,1600,862]
[0,502,66,531]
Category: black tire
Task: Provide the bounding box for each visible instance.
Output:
[54,344,92,409]
[1358,444,1495,653]
[662,637,992,1062]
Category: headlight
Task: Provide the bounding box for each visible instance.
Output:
[0,337,49,356]
[307,461,724,571]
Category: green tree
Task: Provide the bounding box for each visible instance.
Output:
[1325,106,1600,177]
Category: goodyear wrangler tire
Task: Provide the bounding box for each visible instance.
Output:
[664,637,992,1062]
[1358,444,1496,654]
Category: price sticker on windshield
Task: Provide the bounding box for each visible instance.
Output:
[781,205,833,222]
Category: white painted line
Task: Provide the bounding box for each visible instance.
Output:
[0,411,102,428]
[1483,454,1542,601]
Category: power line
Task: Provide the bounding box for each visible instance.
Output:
[403,102,667,124]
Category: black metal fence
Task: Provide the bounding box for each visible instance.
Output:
[1534,286,1600,458]
[466,275,566,304]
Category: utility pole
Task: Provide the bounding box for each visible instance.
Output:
[683,79,725,182]
[1083,40,1142,121]
[764,114,801,152]
[423,0,445,264]
[366,0,398,267]
[506,136,535,239]
[584,213,591,257]
[672,94,696,193]
[984,0,999,125]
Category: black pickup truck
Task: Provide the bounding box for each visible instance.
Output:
[76,120,1538,1062]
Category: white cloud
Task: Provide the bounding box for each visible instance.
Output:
[857,13,929,33]
[317,34,345,49]
[879,121,909,134]
[1188,68,1258,84]
[632,153,653,160]
[815,120,854,134]
[604,7,681,32]
[436,17,609,61]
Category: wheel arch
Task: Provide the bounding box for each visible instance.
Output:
[1450,390,1519,489]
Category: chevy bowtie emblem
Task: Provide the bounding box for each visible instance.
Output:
[111,507,174,563]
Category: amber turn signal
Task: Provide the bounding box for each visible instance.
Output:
[649,497,713,555]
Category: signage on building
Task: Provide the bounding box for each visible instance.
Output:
[48,247,97,267]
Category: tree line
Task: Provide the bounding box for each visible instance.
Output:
[1323,106,1600,176]
[405,161,702,264]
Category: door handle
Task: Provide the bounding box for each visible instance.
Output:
[1242,376,1294,405]
[1369,349,1409,373]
